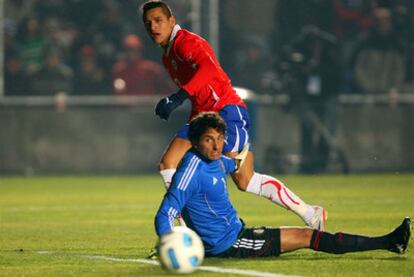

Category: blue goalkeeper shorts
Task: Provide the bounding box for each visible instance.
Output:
[176,105,252,153]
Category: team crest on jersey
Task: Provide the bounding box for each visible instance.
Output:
[213,177,218,185]
[171,59,178,71]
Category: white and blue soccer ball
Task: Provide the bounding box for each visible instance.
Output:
[158,226,204,274]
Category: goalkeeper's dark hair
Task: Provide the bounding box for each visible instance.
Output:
[188,112,227,144]
[140,0,173,22]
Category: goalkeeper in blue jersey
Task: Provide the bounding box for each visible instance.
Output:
[154,112,410,258]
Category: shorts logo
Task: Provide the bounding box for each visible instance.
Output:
[253,228,265,236]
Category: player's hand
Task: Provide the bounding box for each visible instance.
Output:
[155,89,188,120]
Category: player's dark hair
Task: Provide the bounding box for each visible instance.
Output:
[140,0,173,22]
[188,112,227,144]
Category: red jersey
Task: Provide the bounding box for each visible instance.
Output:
[162,25,246,119]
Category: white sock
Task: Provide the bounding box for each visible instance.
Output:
[246,173,315,224]
[159,169,176,189]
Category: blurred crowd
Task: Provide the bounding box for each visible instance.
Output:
[4,0,414,98]
[3,0,414,174]
[229,0,414,97]
[3,0,185,96]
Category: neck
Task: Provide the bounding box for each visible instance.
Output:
[162,24,181,53]
[162,43,169,52]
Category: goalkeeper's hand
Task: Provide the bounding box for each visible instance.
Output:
[234,143,250,173]
[155,89,188,120]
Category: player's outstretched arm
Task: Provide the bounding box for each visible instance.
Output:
[155,89,188,120]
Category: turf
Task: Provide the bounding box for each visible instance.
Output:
[0,174,413,276]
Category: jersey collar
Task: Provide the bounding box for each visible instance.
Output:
[166,24,181,55]
[189,148,222,164]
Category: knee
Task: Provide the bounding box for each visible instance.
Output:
[236,181,248,191]
[159,158,172,171]
[232,173,252,192]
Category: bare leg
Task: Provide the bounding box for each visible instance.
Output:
[159,136,192,170]
[280,217,411,255]
[226,151,254,191]
[280,227,313,253]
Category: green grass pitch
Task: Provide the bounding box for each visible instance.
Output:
[1,174,413,276]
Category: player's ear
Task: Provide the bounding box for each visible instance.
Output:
[169,16,176,26]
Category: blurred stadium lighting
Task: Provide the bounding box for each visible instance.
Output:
[234,87,254,100]
[114,78,126,91]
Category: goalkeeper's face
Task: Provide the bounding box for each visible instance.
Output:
[194,128,224,161]
[144,7,175,47]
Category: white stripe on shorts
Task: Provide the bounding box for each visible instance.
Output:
[229,106,249,153]
[236,106,249,148]
[233,238,266,250]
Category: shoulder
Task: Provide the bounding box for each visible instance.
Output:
[174,29,208,53]
[174,152,204,189]
[220,155,236,174]
[221,155,233,163]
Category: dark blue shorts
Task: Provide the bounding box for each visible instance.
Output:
[176,105,251,153]
[216,227,281,258]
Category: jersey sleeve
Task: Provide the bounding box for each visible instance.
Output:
[175,37,219,95]
[154,164,200,236]
[221,155,236,174]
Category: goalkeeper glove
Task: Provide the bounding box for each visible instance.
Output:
[155,89,188,120]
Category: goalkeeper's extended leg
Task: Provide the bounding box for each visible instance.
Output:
[229,150,327,230]
[279,217,411,255]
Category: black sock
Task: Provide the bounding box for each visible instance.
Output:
[310,230,390,254]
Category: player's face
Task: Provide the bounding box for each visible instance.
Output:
[195,128,224,161]
[144,7,175,47]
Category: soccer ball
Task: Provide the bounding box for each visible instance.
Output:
[158,226,204,274]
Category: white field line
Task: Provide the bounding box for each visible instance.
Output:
[33,251,303,277]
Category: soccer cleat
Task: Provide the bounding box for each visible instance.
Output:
[388,217,411,254]
[307,206,328,231]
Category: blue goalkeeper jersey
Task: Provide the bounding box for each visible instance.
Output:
[155,149,243,255]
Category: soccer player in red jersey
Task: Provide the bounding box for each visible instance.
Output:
[141,0,327,229]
